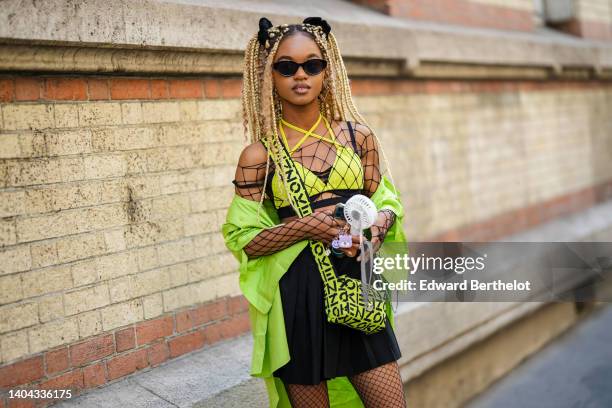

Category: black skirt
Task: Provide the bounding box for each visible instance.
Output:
[273,245,402,385]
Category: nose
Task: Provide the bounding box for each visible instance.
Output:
[294,65,308,78]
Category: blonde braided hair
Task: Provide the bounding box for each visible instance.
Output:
[240,19,397,225]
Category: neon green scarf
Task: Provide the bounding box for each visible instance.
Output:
[222,175,408,407]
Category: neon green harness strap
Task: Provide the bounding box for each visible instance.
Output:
[261,136,386,335]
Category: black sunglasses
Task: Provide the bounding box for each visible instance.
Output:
[272,58,327,77]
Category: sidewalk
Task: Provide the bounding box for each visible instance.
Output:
[465,303,612,408]
[52,333,267,408]
[53,305,612,407]
[52,199,612,408]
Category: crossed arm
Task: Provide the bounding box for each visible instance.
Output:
[231,141,341,258]
[231,123,396,258]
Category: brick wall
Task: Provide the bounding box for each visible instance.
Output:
[1,75,612,406]
[349,0,612,39]
[350,80,612,240]
[0,76,250,407]
[350,0,537,32]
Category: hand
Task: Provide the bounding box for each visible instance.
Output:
[357,210,394,261]
[307,209,348,246]
[339,233,366,258]
[327,220,364,258]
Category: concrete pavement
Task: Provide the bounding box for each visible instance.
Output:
[465,304,612,408]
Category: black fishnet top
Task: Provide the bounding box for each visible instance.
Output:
[231,120,396,257]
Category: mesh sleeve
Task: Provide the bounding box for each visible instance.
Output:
[241,211,341,257]
[356,123,381,199]
[372,209,395,243]
[231,142,270,203]
[355,124,397,241]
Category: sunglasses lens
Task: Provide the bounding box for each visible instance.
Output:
[275,61,299,76]
[304,59,327,75]
[274,60,327,76]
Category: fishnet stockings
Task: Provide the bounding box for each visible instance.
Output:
[232,120,396,258]
[283,361,406,408]
[349,361,407,408]
[285,382,330,408]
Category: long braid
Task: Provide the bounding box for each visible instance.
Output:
[261,36,295,225]
[327,32,398,195]
[308,26,398,196]
[240,36,260,219]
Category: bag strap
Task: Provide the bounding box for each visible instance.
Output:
[260,137,338,285]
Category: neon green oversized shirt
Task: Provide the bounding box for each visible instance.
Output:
[222,175,408,407]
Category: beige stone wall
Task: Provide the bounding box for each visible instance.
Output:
[2,77,611,368]
[0,83,245,365]
[575,0,612,23]
[357,84,612,239]
[471,0,535,11]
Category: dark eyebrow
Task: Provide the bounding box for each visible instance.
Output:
[276,53,321,60]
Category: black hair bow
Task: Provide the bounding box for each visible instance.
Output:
[258,17,274,47]
[302,17,331,36]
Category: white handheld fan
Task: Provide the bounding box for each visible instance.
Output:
[343,194,378,235]
[343,194,379,308]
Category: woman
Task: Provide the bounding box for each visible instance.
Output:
[222,16,408,408]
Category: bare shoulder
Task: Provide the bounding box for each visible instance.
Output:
[237,140,269,168]
[233,140,273,189]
